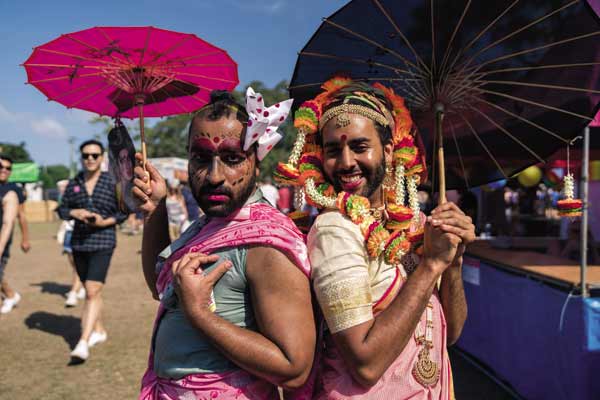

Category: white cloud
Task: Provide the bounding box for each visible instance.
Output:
[31,118,67,139]
[224,0,286,14]
[0,103,18,122]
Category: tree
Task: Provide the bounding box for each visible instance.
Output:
[141,114,191,158]
[39,164,70,188]
[0,142,32,162]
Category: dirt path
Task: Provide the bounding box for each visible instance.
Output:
[0,222,517,399]
[0,222,155,400]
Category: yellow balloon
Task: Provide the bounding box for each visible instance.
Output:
[518,166,542,187]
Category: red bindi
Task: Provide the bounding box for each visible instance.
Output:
[340,134,347,141]
[213,137,221,144]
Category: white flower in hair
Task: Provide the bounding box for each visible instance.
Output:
[244,87,293,160]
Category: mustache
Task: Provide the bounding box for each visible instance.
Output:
[199,185,233,197]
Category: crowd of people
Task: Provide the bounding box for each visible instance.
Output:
[0,81,477,400]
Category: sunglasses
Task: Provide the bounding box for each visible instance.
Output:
[0,165,12,171]
[81,153,102,160]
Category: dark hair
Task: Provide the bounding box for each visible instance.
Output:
[79,139,104,153]
[188,90,254,151]
[319,82,393,146]
[107,123,136,156]
[0,154,13,164]
[191,90,247,126]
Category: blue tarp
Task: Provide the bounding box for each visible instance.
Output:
[457,256,600,400]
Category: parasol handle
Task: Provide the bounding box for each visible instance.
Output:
[435,103,446,204]
[136,95,148,171]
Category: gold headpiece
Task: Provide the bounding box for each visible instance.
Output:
[319,102,389,130]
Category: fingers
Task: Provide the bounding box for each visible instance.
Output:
[132,186,150,204]
[204,260,233,284]
[431,201,464,216]
[172,252,220,276]
[144,160,164,183]
[428,214,472,231]
[438,224,473,243]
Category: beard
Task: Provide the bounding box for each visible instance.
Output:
[330,156,386,200]
[191,172,257,218]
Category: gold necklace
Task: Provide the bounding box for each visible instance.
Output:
[412,302,440,387]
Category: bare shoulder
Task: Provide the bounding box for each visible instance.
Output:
[246,246,308,285]
[2,190,18,206]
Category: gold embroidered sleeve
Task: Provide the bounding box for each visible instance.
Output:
[308,212,374,334]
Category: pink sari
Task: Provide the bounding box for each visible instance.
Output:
[139,203,311,400]
[315,291,453,399]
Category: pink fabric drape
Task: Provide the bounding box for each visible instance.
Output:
[315,289,452,399]
[140,203,311,400]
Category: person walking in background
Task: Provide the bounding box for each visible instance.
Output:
[165,179,188,240]
[0,158,31,256]
[58,139,127,362]
[57,179,85,307]
[0,155,20,314]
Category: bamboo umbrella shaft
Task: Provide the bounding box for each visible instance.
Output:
[137,99,148,169]
[435,104,446,204]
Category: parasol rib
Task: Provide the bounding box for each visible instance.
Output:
[462,84,594,121]
[370,0,431,74]
[460,0,579,72]
[174,72,239,83]
[473,79,600,96]
[294,51,424,77]
[29,72,103,84]
[458,113,508,178]
[444,29,600,105]
[96,27,135,65]
[69,83,114,107]
[51,80,108,101]
[471,94,569,144]
[156,87,191,114]
[465,30,600,73]
[163,80,211,107]
[473,61,600,77]
[64,33,127,67]
[139,27,152,65]
[430,0,436,75]
[321,18,426,74]
[36,48,123,67]
[470,105,545,163]
[146,34,194,65]
[444,0,520,84]
[438,0,472,83]
[149,51,225,68]
[449,120,470,188]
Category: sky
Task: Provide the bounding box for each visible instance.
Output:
[0,0,347,166]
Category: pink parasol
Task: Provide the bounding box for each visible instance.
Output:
[23,26,239,163]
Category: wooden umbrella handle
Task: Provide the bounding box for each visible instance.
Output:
[435,105,446,204]
[137,99,148,171]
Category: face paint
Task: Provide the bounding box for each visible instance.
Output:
[188,116,258,217]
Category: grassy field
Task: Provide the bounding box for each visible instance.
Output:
[0,222,517,399]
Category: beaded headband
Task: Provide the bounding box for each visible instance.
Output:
[319,102,389,130]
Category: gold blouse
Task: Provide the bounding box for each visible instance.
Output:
[308,210,402,334]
